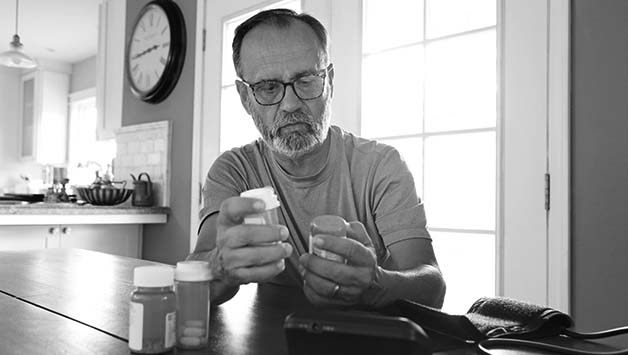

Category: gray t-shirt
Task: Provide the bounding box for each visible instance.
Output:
[200,125,430,286]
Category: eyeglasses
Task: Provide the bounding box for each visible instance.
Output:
[239,64,333,106]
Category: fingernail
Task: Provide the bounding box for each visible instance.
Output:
[313,236,324,247]
[276,260,285,270]
[253,200,265,211]
[281,242,292,255]
[280,227,289,239]
[298,264,305,276]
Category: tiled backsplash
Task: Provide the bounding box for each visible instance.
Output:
[114,121,171,207]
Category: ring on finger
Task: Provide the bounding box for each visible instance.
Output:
[331,283,341,298]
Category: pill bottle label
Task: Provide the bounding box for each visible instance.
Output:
[244,215,266,225]
[165,311,176,348]
[309,236,346,263]
[129,302,144,351]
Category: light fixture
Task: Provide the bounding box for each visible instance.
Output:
[0,0,37,69]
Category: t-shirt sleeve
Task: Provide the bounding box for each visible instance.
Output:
[371,147,431,247]
[198,151,249,232]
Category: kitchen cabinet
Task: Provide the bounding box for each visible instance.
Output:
[0,224,141,258]
[19,69,71,164]
[96,0,126,140]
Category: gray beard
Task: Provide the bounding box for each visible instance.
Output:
[254,100,331,159]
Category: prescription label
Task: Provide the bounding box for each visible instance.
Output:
[129,302,144,350]
[165,311,176,348]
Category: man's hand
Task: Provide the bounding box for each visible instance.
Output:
[298,221,384,307]
[213,196,293,286]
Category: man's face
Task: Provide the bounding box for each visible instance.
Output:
[236,21,333,158]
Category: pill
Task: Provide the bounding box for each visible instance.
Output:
[179,336,202,347]
[182,326,205,337]
[184,320,204,328]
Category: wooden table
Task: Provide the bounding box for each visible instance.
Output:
[0,248,625,355]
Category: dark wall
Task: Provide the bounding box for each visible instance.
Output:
[571,0,628,339]
[123,0,197,264]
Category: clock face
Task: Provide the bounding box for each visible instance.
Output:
[128,4,171,94]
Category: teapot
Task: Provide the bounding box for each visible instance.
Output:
[130,173,153,207]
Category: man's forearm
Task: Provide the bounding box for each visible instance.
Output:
[366,265,446,309]
[186,249,240,306]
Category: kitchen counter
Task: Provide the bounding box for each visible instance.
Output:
[0,203,169,225]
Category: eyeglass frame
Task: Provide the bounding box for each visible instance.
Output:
[237,63,334,106]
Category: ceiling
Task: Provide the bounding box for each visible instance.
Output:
[0,0,100,64]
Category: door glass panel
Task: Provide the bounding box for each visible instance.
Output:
[362,45,423,138]
[363,0,424,53]
[21,78,35,157]
[424,132,495,230]
[431,231,495,313]
[426,0,496,39]
[220,85,260,152]
[425,31,496,132]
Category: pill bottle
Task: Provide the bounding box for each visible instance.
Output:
[175,261,212,349]
[129,266,176,354]
[309,215,349,263]
[240,186,280,225]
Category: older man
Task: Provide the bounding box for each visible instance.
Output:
[190,9,446,309]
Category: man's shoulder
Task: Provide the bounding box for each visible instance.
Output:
[332,126,398,162]
[210,140,264,173]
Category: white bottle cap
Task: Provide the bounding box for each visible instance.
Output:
[240,186,280,209]
[133,266,174,287]
[175,261,212,281]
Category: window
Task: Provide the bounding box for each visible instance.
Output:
[67,89,116,186]
[362,0,497,313]
[219,0,301,152]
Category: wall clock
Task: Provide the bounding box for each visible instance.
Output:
[126,0,186,104]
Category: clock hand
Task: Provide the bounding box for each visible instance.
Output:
[131,44,161,60]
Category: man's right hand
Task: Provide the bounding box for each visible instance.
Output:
[212,196,293,286]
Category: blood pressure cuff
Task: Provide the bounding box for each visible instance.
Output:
[390,296,573,351]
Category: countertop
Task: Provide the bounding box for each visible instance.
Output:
[0,203,169,225]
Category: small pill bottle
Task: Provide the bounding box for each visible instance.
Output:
[175,261,212,349]
[309,215,349,264]
[240,186,280,225]
[129,265,176,354]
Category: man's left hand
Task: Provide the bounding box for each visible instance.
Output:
[298,221,384,307]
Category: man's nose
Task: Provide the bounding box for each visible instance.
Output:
[279,84,302,112]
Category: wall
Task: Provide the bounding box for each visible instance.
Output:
[70,56,97,93]
[571,0,628,340]
[0,67,41,191]
[122,0,196,264]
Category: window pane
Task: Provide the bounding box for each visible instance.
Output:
[363,0,424,53]
[431,231,495,313]
[220,86,259,152]
[424,132,495,230]
[362,46,423,138]
[378,137,423,197]
[426,0,496,39]
[425,30,496,132]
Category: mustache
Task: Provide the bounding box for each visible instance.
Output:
[271,111,314,135]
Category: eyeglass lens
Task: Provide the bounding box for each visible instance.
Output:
[252,74,325,105]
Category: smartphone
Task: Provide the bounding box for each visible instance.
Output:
[284,310,432,355]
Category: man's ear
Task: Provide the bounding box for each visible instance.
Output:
[328,66,334,98]
[235,80,252,115]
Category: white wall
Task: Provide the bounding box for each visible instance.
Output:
[71,56,97,93]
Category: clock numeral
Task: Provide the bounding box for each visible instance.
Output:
[160,56,167,65]
[146,75,152,88]
[150,12,154,26]
[161,26,168,35]
[162,42,170,48]
[131,64,139,73]
[140,20,146,33]
[154,70,160,80]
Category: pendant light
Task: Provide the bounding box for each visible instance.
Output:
[0,0,37,69]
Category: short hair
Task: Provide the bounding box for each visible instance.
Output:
[232,8,330,78]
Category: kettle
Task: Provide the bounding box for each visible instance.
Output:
[130,173,154,207]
